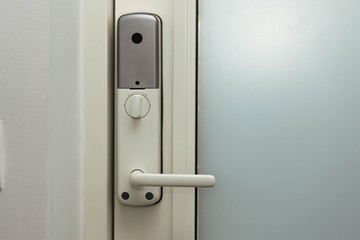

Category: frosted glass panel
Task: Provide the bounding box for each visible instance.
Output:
[198,1,360,240]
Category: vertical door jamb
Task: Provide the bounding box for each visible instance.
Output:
[83,0,114,239]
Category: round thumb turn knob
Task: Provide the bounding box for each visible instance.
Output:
[125,94,150,119]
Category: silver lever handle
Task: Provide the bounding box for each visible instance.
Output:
[130,169,216,188]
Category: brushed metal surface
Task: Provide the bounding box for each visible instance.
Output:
[118,13,161,89]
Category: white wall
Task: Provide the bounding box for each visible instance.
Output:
[0,0,82,239]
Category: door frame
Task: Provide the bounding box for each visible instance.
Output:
[83,0,114,239]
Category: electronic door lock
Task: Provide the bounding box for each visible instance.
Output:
[116,13,215,207]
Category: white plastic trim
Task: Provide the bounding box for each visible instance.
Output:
[83,0,113,239]
[171,0,198,240]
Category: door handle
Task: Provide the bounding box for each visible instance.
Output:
[130,169,215,187]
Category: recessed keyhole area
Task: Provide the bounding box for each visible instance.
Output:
[135,81,140,85]
[132,33,143,44]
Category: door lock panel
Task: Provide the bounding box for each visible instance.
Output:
[116,13,215,207]
[117,13,162,206]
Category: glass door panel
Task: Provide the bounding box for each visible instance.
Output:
[198,1,360,239]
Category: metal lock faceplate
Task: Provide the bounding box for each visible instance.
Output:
[118,13,161,89]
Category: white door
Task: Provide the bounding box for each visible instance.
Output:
[112,0,360,239]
